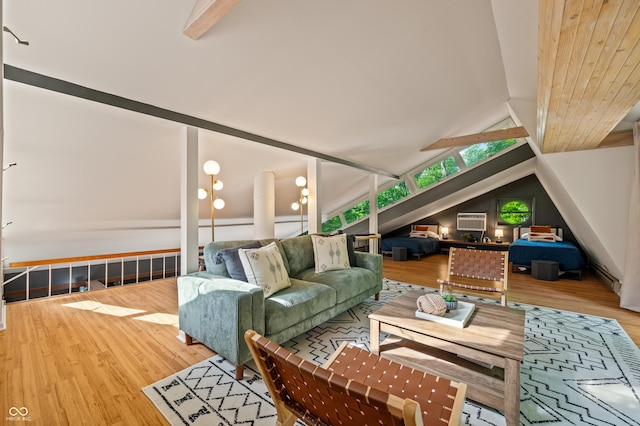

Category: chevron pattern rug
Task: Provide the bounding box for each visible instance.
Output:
[143,280,640,425]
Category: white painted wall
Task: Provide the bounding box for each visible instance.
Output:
[543,146,634,275]
[2,81,183,262]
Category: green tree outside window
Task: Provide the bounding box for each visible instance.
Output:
[343,200,370,224]
[322,215,343,233]
[500,200,531,225]
[377,181,410,209]
[414,156,460,189]
[459,139,517,167]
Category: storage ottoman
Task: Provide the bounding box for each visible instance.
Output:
[392,246,408,261]
[532,260,559,281]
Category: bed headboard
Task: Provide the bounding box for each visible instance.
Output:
[513,226,563,242]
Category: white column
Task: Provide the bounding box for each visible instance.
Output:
[307,159,322,234]
[254,172,275,239]
[369,174,379,254]
[180,126,199,274]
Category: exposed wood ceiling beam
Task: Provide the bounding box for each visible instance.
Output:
[538,0,640,153]
[420,126,529,152]
[183,0,241,40]
[597,129,634,148]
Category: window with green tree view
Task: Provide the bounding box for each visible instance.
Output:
[414,156,460,189]
[459,139,518,167]
[337,121,522,231]
[498,199,532,225]
[322,215,342,233]
[377,181,410,209]
[343,200,370,224]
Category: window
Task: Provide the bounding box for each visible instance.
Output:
[498,199,533,225]
[343,200,370,224]
[377,181,410,209]
[413,156,460,189]
[321,215,342,233]
[459,139,518,167]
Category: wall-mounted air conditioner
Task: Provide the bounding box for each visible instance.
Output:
[457,213,487,231]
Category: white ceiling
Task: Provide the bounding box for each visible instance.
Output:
[2,1,537,225]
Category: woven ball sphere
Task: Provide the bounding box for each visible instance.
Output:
[416,293,447,316]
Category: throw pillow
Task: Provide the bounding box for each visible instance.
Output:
[214,241,262,281]
[345,234,357,266]
[426,231,440,239]
[238,242,291,297]
[529,232,556,242]
[530,225,552,233]
[413,225,430,232]
[311,234,351,273]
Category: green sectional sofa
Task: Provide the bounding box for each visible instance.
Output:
[177,234,383,379]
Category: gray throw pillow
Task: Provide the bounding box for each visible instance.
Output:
[215,241,262,281]
[346,234,357,266]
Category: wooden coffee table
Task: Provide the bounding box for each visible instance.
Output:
[369,290,525,426]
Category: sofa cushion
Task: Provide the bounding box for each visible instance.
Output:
[214,241,262,281]
[279,235,315,277]
[264,279,336,335]
[295,267,377,304]
[203,239,277,277]
[311,234,351,273]
[238,242,291,297]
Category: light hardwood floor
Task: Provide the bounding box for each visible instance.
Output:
[1,254,638,425]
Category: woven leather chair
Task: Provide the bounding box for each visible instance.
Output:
[438,247,509,306]
[244,329,466,426]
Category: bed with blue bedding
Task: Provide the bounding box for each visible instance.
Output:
[508,227,585,278]
[382,224,441,260]
[508,239,585,271]
[382,236,440,259]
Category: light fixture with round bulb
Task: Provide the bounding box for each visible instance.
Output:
[203,160,221,176]
[292,176,310,235]
[213,198,225,210]
[200,160,223,242]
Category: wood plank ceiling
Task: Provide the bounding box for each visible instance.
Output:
[538,0,640,153]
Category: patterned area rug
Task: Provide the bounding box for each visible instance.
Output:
[143,280,640,425]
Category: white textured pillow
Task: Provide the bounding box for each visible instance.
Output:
[238,242,291,297]
[426,231,440,239]
[311,234,351,273]
[409,231,428,238]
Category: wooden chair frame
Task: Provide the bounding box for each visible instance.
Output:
[244,329,466,426]
[438,247,509,306]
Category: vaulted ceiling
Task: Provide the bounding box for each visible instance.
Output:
[183,0,640,154]
[1,0,638,230]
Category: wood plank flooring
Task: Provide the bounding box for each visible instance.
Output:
[1,254,638,425]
